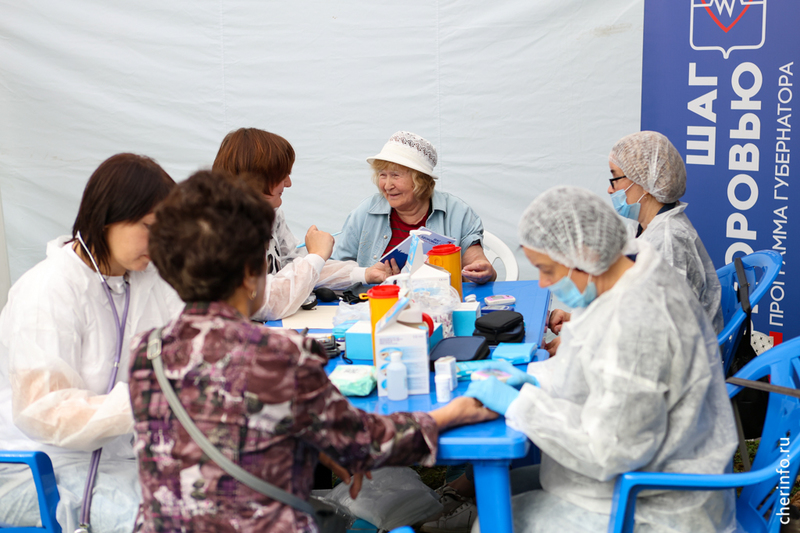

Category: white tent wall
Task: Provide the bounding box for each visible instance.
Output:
[0,0,644,288]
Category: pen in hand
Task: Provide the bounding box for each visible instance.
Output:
[296,231,343,249]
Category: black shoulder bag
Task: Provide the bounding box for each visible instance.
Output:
[726,257,769,440]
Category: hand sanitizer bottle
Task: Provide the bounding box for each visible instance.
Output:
[386,351,408,401]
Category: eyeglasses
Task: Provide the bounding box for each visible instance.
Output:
[609,176,626,189]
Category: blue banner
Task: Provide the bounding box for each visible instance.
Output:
[642,0,797,343]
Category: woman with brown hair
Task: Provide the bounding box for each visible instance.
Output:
[0,153,184,532]
[213,128,395,321]
[129,170,495,532]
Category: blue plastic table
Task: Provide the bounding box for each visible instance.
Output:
[270,280,551,533]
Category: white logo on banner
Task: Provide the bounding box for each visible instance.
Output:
[690,0,767,59]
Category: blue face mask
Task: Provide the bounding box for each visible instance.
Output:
[549,269,597,308]
[610,184,643,221]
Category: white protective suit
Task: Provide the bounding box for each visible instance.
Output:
[0,236,184,532]
[253,208,369,321]
[505,240,738,533]
[640,202,724,335]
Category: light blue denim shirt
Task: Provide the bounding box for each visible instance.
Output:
[332,190,484,267]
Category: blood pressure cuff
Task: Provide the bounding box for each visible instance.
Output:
[472,310,525,345]
[429,336,490,370]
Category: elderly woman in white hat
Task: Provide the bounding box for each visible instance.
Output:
[606,131,723,333]
[332,131,496,283]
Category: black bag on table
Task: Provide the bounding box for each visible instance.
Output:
[429,336,490,370]
[472,310,525,345]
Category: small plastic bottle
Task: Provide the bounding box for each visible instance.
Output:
[386,351,408,401]
[435,374,452,403]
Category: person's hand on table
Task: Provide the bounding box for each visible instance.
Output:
[548,309,571,334]
[305,226,335,261]
[462,260,495,284]
[318,451,372,499]
[481,360,539,389]
[461,244,497,284]
[545,336,562,357]
[429,396,498,430]
[464,376,520,416]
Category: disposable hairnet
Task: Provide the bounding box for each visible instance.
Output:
[518,186,627,276]
[609,131,687,203]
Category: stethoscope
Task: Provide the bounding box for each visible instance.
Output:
[75,232,131,533]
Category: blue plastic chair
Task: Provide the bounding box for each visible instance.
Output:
[608,335,800,533]
[0,451,61,532]
[716,250,782,375]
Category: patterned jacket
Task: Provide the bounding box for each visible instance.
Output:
[128,301,438,533]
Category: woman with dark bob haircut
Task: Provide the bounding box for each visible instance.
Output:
[0,153,184,533]
[213,128,396,321]
[128,170,496,532]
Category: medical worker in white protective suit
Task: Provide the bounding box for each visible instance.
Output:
[466,186,738,533]
[212,128,395,321]
[0,154,184,533]
[607,131,723,334]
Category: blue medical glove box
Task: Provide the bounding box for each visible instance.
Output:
[344,320,443,361]
[453,301,480,337]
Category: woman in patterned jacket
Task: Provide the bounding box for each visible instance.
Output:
[128,169,496,533]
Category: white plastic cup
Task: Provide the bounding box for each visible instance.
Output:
[435,374,452,403]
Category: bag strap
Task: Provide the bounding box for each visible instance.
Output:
[727,257,759,378]
[734,256,754,355]
[734,257,751,317]
[146,328,316,518]
[725,376,800,473]
[727,377,800,399]
[726,258,757,473]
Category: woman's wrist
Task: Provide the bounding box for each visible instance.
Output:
[429,402,459,431]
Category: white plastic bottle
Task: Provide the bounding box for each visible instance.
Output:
[435,374,452,403]
[386,351,409,401]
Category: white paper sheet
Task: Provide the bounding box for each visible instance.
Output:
[278,305,340,330]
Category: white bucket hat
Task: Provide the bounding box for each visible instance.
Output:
[367,131,439,179]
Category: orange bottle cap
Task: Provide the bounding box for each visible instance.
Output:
[367,285,401,299]
[427,243,461,256]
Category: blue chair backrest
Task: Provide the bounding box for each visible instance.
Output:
[716,250,782,375]
[726,336,800,531]
[0,450,61,532]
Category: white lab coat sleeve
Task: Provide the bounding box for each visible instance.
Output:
[317,260,367,288]
[6,283,133,452]
[251,254,326,321]
[505,307,672,483]
[253,208,368,319]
